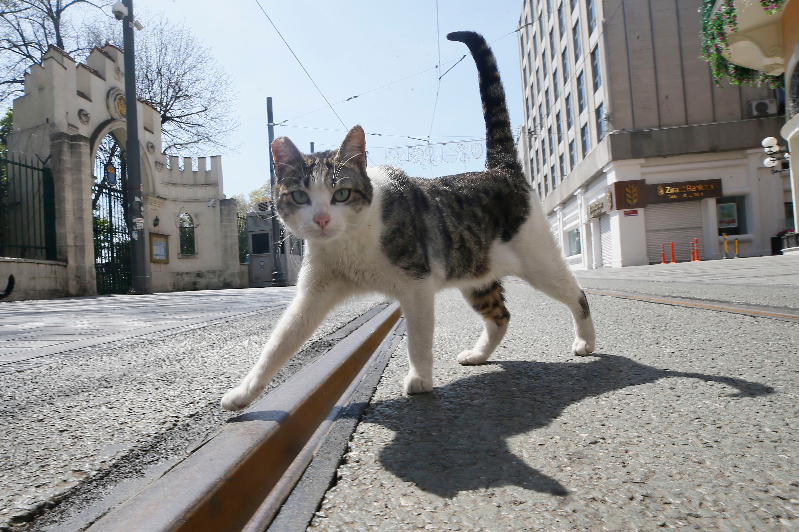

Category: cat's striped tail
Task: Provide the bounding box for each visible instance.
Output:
[447,31,520,174]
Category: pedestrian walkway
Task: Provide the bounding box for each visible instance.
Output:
[0,287,296,371]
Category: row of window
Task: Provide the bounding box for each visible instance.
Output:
[520,0,604,199]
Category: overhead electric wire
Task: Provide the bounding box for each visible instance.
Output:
[254,0,347,129]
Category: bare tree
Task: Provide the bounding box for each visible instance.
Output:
[100,14,239,155]
[0,0,111,103]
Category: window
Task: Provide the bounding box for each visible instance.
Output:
[536,67,541,92]
[525,94,530,118]
[521,18,526,50]
[536,149,540,174]
[532,29,538,56]
[559,153,566,177]
[569,140,576,167]
[548,126,554,154]
[573,20,582,61]
[542,53,548,77]
[547,0,553,15]
[786,202,795,230]
[567,227,582,256]
[577,71,586,112]
[538,103,544,127]
[251,232,270,255]
[549,29,556,59]
[530,155,536,177]
[178,213,196,256]
[566,94,574,129]
[562,48,570,80]
[591,46,602,92]
[532,113,537,132]
[556,111,563,143]
[539,13,545,37]
[544,174,550,195]
[545,89,551,113]
[551,162,557,186]
[524,64,528,87]
[553,68,560,96]
[596,102,606,139]
[587,0,597,34]
[717,196,748,236]
[538,181,543,198]
[581,124,590,154]
[558,4,566,39]
[525,14,530,41]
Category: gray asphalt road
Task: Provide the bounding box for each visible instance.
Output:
[0,289,387,532]
[308,257,799,531]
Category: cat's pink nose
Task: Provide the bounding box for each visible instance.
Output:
[313,213,331,229]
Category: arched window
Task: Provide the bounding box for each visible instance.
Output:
[178,213,196,256]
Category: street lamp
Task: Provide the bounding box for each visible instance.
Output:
[762,136,790,174]
[114,0,147,293]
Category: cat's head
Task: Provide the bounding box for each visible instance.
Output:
[271,125,373,243]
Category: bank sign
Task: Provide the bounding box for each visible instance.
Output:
[611,179,722,210]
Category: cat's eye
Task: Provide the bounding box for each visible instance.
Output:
[291,190,310,205]
[332,188,351,203]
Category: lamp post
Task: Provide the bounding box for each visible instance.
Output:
[762,136,791,175]
[113,0,147,293]
[266,97,287,287]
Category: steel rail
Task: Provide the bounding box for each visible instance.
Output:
[583,288,799,323]
[88,302,402,532]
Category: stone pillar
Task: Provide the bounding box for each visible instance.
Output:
[574,187,588,269]
[49,132,96,296]
[603,160,649,267]
[702,197,721,259]
[219,198,244,288]
[554,204,565,252]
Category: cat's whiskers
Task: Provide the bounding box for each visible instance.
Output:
[333,152,365,181]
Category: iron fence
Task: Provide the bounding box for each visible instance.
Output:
[0,154,56,260]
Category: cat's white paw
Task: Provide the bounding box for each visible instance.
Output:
[403,374,433,394]
[572,338,595,356]
[457,349,490,365]
[220,384,256,411]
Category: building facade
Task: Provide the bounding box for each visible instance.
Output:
[517,0,789,268]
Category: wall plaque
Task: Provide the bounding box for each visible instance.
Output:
[611,180,647,210]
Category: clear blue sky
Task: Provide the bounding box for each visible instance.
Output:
[132,0,525,198]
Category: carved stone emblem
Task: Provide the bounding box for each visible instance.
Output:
[147,141,155,155]
[78,108,90,125]
[115,66,124,82]
[107,87,126,120]
[155,161,165,172]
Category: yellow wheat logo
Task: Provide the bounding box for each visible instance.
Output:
[625,183,638,205]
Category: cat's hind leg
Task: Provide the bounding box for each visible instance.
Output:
[521,259,595,356]
[457,280,510,365]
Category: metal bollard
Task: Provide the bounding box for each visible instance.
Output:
[723,234,728,259]
[734,238,739,258]
[661,243,666,264]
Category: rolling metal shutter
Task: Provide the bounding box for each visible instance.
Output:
[599,214,612,267]
[645,202,703,263]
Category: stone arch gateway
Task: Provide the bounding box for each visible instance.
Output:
[1,45,246,300]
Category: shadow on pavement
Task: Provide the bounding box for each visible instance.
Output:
[370,354,774,499]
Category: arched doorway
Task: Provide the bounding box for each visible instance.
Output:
[92,132,131,294]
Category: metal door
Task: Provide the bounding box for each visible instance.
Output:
[92,137,131,294]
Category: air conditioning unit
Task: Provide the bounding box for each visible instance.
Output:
[750,98,777,117]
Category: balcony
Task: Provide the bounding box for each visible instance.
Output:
[711,0,785,75]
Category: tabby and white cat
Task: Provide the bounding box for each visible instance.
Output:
[221,31,595,411]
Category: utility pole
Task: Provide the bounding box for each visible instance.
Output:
[310,142,314,154]
[266,97,287,287]
[121,0,147,293]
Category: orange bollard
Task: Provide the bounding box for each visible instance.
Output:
[661,243,666,264]
[694,238,700,261]
[690,241,695,262]
[670,242,676,264]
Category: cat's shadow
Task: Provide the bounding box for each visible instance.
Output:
[364,353,774,498]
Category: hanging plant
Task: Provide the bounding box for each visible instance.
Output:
[760,0,786,16]
[700,0,784,89]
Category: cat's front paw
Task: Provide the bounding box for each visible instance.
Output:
[221,384,257,411]
[572,338,595,356]
[403,374,433,394]
[457,349,491,365]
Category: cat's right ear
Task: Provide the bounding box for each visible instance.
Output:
[271,137,303,179]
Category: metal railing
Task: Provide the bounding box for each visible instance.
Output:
[0,154,56,260]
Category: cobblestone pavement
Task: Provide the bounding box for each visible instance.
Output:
[309,257,799,532]
[0,288,387,531]
[0,287,297,372]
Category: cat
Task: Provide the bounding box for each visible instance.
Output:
[221,31,595,411]
[0,275,14,300]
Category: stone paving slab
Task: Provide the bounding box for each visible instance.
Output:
[308,271,798,531]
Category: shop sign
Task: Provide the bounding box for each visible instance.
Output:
[588,187,613,218]
[647,178,722,204]
[611,180,647,210]
[624,210,638,216]
[717,203,738,228]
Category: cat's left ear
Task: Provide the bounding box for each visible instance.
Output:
[336,125,367,173]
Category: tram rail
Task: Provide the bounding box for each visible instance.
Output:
[87,303,402,532]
